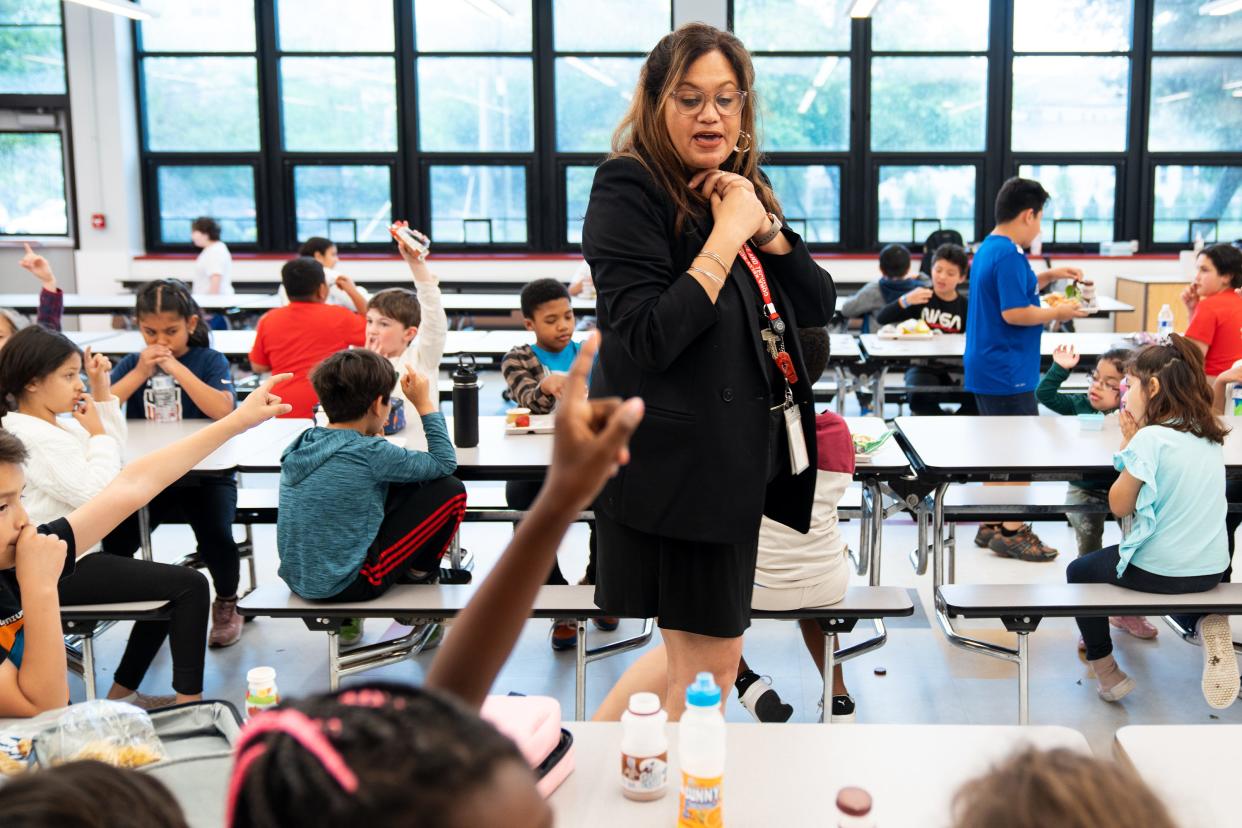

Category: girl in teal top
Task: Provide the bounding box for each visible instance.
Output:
[1067,334,1237,709]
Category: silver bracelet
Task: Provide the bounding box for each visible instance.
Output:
[695,251,729,276]
[751,212,783,247]
[688,265,724,286]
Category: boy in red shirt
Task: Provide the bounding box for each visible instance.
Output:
[1182,244,1242,378]
[249,257,366,417]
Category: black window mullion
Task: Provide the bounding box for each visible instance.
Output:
[987,0,1014,236]
[395,0,418,233]
[849,15,869,250]
[1126,0,1154,248]
[534,0,558,250]
[255,0,283,251]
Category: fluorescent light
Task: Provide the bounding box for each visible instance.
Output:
[1224,79,1242,89]
[464,0,513,19]
[64,0,155,20]
[1199,0,1242,15]
[564,56,617,88]
[1155,90,1193,104]
[1234,89,1242,98]
[796,88,818,114]
[812,57,840,88]
[849,0,880,18]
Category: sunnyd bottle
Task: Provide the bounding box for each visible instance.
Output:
[144,368,182,422]
[451,354,479,448]
[677,673,725,828]
[620,692,668,801]
[245,666,279,719]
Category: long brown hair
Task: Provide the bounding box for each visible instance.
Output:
[951,748,1176,828]
[611,22,779,235]
[1129,333,1230,444]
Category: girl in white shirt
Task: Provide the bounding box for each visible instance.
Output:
[0,327,210,709]
[191,217,233,295]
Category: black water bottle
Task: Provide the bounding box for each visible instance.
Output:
[451,354,479,448]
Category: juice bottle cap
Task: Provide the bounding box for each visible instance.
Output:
[247,666,276,685]
[836,786,873,816]
[685,672,721,707]
[628,692,662,716]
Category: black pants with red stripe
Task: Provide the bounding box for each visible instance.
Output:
[326,476,467,602]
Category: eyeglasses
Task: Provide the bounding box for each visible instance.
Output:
[668,89,748,116]
[1091,371,1121,393]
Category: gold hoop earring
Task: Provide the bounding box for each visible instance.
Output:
[734,131,752,153]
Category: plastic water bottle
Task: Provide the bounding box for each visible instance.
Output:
[144,369,181,423]
[245,666,279,719]
[620,692,668,801]
[451,354,479,448]
[677,673,725,828]
[1157,304,1175,337]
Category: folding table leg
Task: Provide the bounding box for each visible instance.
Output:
[138,506,153,562]
[821,633,836,725]
[82,637,97,700]
[1017,632,1030,725]
[574,620,588,721]
[327,631,341,691]
[448,532,463,570]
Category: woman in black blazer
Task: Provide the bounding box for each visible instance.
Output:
[582,23,835,717]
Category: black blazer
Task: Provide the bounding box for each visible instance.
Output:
[582,157,837,544]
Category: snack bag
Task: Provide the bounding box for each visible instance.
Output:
[36,700,166,769]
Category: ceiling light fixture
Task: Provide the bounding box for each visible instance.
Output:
[64,0,155,21]
[849,0,881,18]
[1199,0,1242,15]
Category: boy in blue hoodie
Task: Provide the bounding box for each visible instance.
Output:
[277,350,465,613]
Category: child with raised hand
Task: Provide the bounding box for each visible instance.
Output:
[104,279,247,647]
[0,373,291,717]
[1066,334,1237,709]
[362,222,447,451]
[1180,243,1242,379]
[227,336,644,828]
[0,243,65,345]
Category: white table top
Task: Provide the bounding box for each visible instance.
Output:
[1114,725,1240,828]
[861,331,1134,361]
[0,292,281,314]
[66,329,490,360]
[123,418,313,472]
[551,722,1090,827]
[896,415,1242,478]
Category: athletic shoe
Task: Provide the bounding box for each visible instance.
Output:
[339,618,365,647]
[973,524,999,548]
[114,691,178,711]
[551,619,578,651]
[1097,674,1136,703]
[593,617,620,632]
[1197,615,1239,709]
[208,596,243,648]
[1110,616,1159,640]
[737,674,793,723]
[830,694,857,723]
[988,525,1058,562]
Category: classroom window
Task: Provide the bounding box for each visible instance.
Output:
[1011,57,1129,152]
[764,165,842,244]
[1152,0,1242,51]
[428,165,527,244]
[138,0,255,52]
[753,56,850,152]
[555,57,642,152]
[276,0,394,52]
[293,165,392,244]
[871,57,988,152]
[1152,165,1242,244]
[141,57,260,152]
[0,132,66,235]
[155,165,256,244]
[0,0,65,95]
[732,0,851,51]
[1018,164,1117,243]
[870,0,990,51]
[417,57,534,152]
[1012,0,1132,52]
[877,165,976,244]
[565,165,597,245]
[414,0,532,52]
[1148,57,1242,153]
[280,57,398,152]
[553,0,671,51]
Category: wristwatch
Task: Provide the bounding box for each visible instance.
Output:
[751,212,782,247]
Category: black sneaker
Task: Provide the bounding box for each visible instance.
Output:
[737,673,793,723]
[830,694,856,723]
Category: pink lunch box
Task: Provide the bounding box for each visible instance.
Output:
[480,695,575,797]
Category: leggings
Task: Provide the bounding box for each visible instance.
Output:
[58,553,210,695]
[102,473,240,598]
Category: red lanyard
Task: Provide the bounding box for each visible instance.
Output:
[737,244,799,386]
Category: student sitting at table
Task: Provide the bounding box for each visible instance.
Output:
[276,350,464,621]
[229,335,643,828]
[875,242,975,415]
[103,279,247,648]
[841,244,923,413]
[0,329,292,713]
[248,257,366,419]
[277,236,369,315]
[951,748,1177,828]
[591,328,860,724]
[1180,243,1242,380]
[362,223,447,451]
[965,176,1088,562]
[0,243,66,347]
[1067,335,1237,708]
[501,278,600,651]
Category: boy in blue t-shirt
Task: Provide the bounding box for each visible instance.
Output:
[964,177,1088,562]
